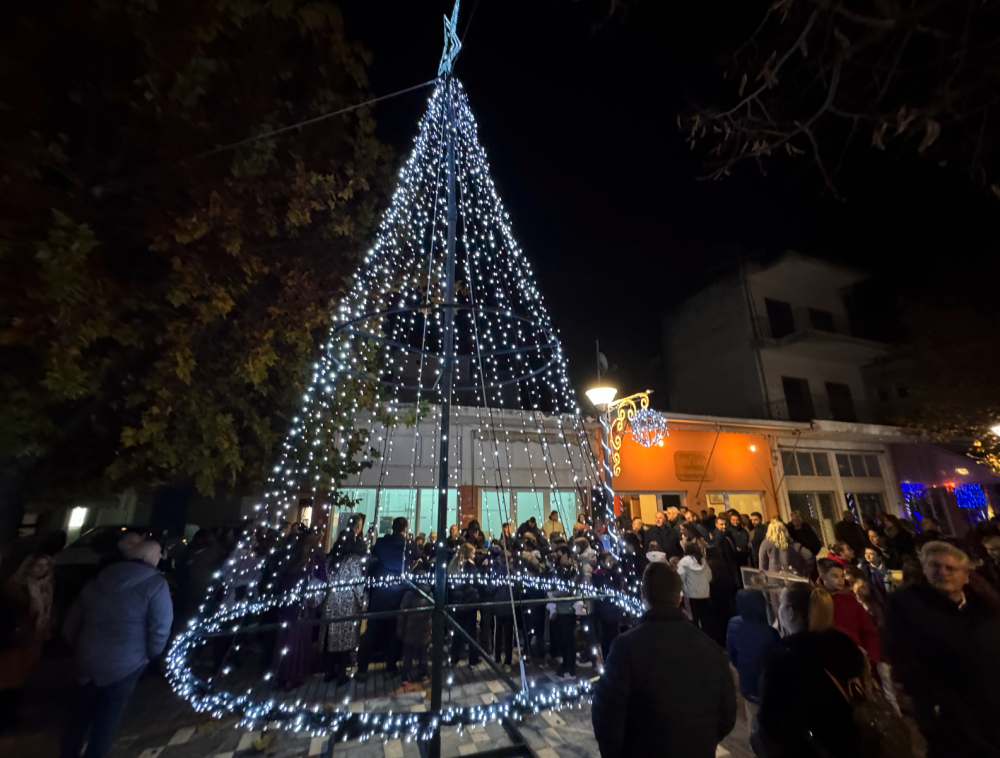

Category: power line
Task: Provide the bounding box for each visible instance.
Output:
[91,78,438,197]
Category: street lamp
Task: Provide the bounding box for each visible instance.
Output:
[991,424,1000,437]
[586,386,618,410]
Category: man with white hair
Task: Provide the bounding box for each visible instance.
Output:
[886,541,1000,758]
[61,540,172,758]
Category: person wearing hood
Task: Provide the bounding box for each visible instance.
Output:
[726,589,781,731]
[61,541,172,758]
[677,542,714,637]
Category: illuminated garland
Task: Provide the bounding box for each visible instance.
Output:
[168,74,634,740]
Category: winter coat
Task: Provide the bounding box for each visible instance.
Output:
[448,562,480,607]
[592,606,736,758]
[397,585,432,649]
[677,556,712,599]
[758,539,814,576]
[577,547,597,585]
[724,524,750,559]
[833,519,869,558]
[321,553,366,653]
[645,524,681,559]
[542,519,564,538]
[788,521,823,557]
[708,530,741,590]
[757,630,868,758]
[749,524,767,568]
[886,581,1000,757]
[370,533,419,578]
[830,591,881,664]
[726,590,781,703]
[592,566,626,622]
[63,560,172,686]
[886,527,916,559]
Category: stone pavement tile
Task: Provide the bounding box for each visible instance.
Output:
[235,732,257,751]
[137,749,165,758]
[213,753,235,758]
[168,727,196,745]
[535,749,560,758]
[384,738,404,758]
[540,711,566,728]
[457,745,478,755]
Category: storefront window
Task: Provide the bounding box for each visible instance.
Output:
[788,491,837,547]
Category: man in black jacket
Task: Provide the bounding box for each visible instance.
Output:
[833,510,870,559]
[592,562,736,758]
[787,509,823,558]
[645,511,681,559]
[886,541,1000,758]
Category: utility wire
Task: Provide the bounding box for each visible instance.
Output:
[91,78,438,196]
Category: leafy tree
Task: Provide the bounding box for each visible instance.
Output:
[682,0,1000,199]
[0,0,397,536]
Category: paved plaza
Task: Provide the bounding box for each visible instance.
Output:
[1,658,752,758]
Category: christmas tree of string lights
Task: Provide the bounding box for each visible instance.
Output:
[168,2,639,749]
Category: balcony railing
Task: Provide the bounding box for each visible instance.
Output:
[753,307,853,340]
[754,394,871,423]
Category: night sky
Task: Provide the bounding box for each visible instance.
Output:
[341,0,999,402]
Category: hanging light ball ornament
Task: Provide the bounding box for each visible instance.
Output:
[629,407,669,447]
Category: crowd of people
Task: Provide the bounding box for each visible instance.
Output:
[3,501,1000,758]
[597,503,1000,758]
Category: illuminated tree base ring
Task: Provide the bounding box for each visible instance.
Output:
[168,575,640,742]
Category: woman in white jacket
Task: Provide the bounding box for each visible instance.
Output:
[676,541,714,637]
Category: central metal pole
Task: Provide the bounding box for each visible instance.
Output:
[429,75,458,758]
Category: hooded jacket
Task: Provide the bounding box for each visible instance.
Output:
[63,560,172,686]
[677,555,712,599]
[725,590,781,702]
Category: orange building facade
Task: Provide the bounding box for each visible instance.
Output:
[605,420,783,524]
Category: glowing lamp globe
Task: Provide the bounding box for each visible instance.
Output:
[586,386,618,410]
[992,424,1000,437]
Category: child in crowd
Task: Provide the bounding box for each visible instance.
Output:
[825,541,856,567]
[549,545,580,678]
[645,540,667,564]
[677,541,713,635]
[844,564,900,715]
[816,558,881,667]
[726,589,781,731]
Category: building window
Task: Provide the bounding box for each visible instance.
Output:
[826,382,857,423]
[765,298,795,338]
[781,451,832,477]
[795,452,815,476]
[813,452,832,476]
[788,491,838,546]
[877,386,889,403]
[781,376,814,421]
[781,451,798,475]
[835,453,881,478]
[809,308,836,332]
[845,492,884,524]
